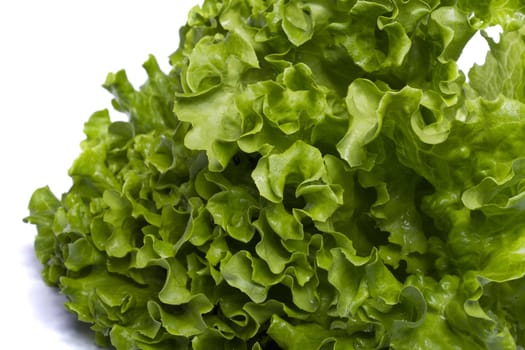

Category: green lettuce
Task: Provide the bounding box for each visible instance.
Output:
[25,0,525,349]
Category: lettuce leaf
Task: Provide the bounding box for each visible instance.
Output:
[25,0,525,349]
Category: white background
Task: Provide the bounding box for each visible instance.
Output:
[0,1,197,348]
[0,1,490,349]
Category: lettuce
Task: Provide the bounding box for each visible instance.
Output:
[25,0,525,349]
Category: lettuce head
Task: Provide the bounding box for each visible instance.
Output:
[25,0,525,349]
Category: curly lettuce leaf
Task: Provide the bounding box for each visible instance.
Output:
[24,0,525,349]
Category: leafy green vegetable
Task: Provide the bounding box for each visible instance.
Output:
[25,0,525,349]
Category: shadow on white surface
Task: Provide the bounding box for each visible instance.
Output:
[22,242,108,350]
